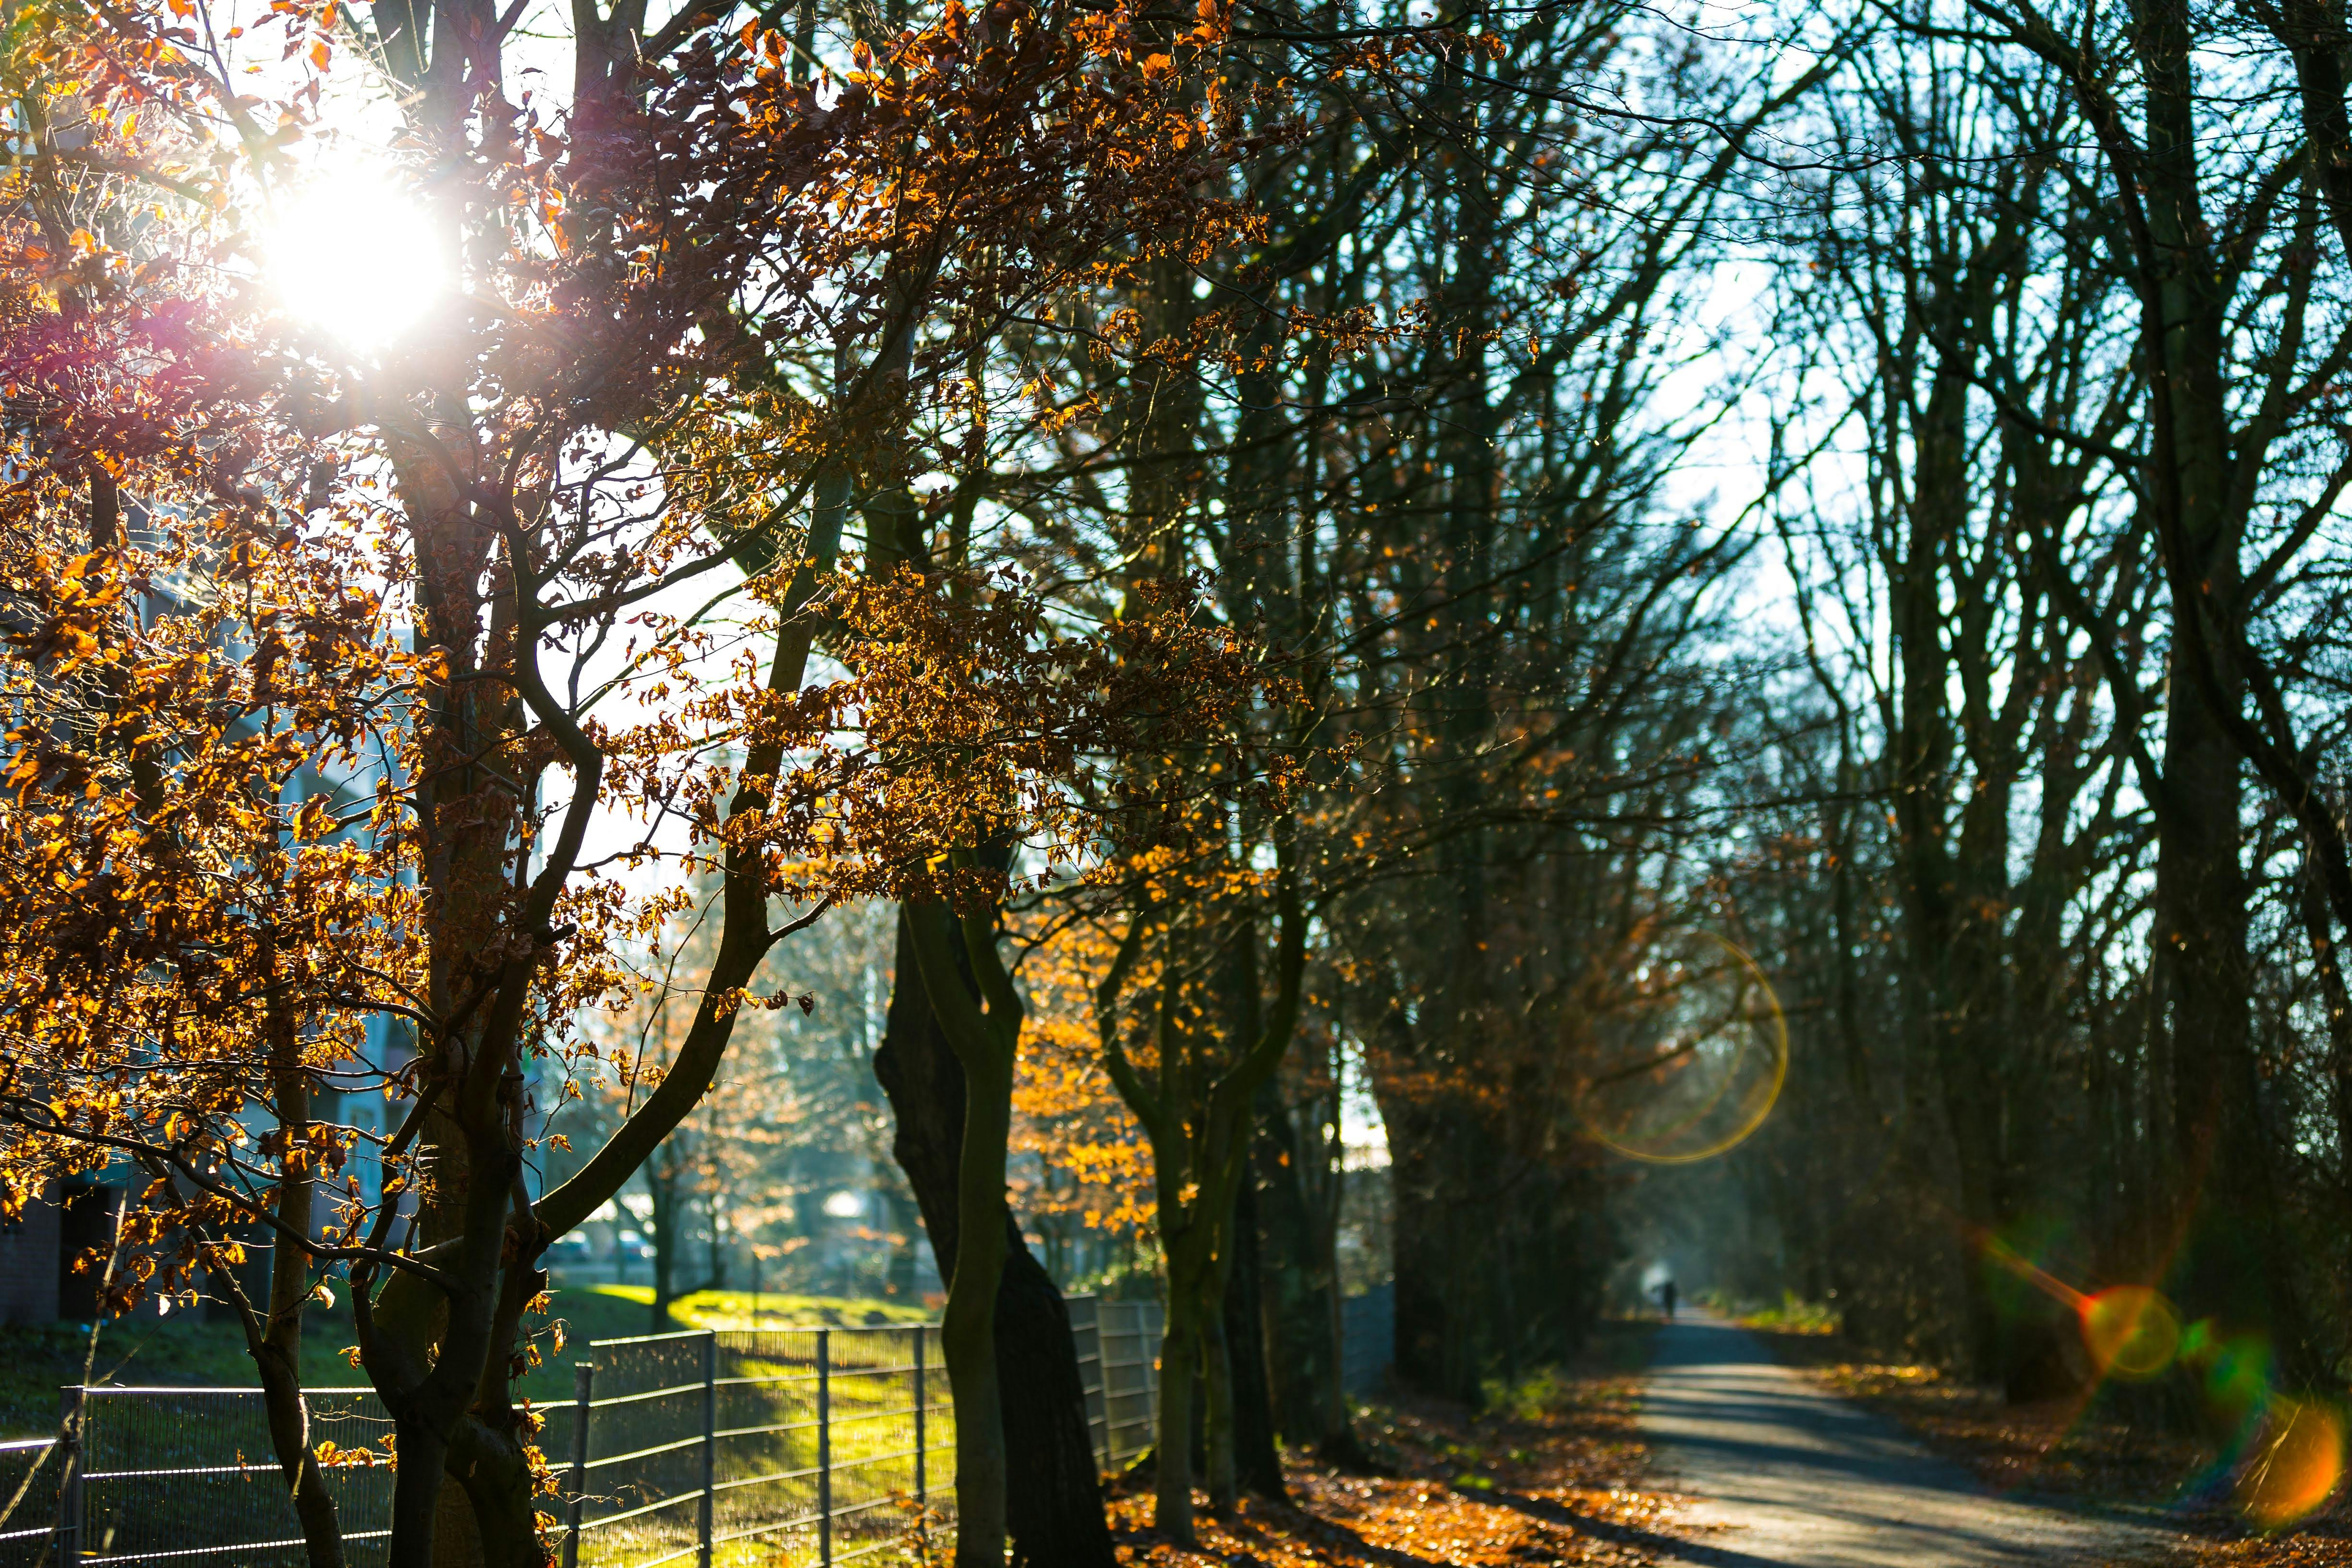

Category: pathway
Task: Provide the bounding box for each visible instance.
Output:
[1639,1315,2177,1567]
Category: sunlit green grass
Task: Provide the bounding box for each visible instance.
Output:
[585,1285,933,1331]
[0,1309,362,1438]
[551,1300,952,1568]
[0,1284,950,1564]
[0,1287,935,1438]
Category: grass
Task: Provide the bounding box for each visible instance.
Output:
[563,1341,949,1568]
[1735,1292,1842,1336]
[548,1295,948,1568]
[1479,1322,1659,1423]
[582,1285,932,1331]
[0,1312,363,1439]
[0,1284,950,1562]
[0,1285,936,1438]
[1685,1288,1843,1336]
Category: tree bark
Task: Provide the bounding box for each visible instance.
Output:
[1152,1234,1213,1543]
[873,910,1117,1568]
[903,894,1019,1568]
[1252,1097,1338,1447]
[260,1041,345,1568]
[648,1157,683,1334]
[1200,1290,1237,1514]
[1221,1170,1285,1499]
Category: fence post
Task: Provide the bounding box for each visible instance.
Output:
[817,1328,832,1568]
[911,1327,924,1508]
[1145,1300,1164,1444]
[56,1386,84,1565]
[562,1362,593,1568]
[698,1331,717,1568]
[1068,1295,1106,1473]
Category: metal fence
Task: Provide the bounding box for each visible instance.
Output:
[1340,1284,1395,1396]
[0,1440,59,1562]
[1066,1295,1161,1472]
[67,1384,396,1565]
[9,1293,1164,1568]
[548,1325,952,1568]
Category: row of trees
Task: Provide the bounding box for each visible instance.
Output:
[560,890,922,1320]
[1653,0,2352,1461]
[12,0,2352,1553]
[0,0,1296,1555]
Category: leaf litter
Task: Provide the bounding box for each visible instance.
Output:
[1107,1347,1685,1568]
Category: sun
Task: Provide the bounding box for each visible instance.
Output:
[258,175,450,351]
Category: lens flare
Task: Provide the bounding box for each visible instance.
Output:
[1976,1236,2338,1524]
[2205,1334,2276,1425]
[1577,931,1788,1165]
[2078,1286,2181,1380]
[2238,1398,2346,1529]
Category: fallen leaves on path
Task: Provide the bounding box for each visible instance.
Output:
[1108,1355,1682,1568]
[2182,1524,2352,1568]
[1754,1327,2352,1566]
[1809,1358,2210,1500]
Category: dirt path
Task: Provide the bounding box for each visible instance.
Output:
[1639,1315,2179,1567]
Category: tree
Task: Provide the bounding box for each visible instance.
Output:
[1763,40,2156,1386]
[874,906,1123,1568]
[1792,0,2352,1383]
[1091,820,1307,1539]
[850,568,1271,1561]
[0,1,1269,1560]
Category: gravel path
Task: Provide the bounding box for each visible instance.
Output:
[1638,1315,2179,1567]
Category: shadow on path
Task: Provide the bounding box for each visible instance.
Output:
[1470,1482,1791,1568]
[1638,1315,2177,1567]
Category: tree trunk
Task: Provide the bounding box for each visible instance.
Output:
[1221,1171,1285,1499]
[1201,1303,1238,1514]
[649,1161,680,1334]
[2122,0,2317,1384]
[1152,1258,1204,1544]
[941,1030,1014,1568]
[2154,664,2300,1366]
[1251,1091,1345,1448]
[886,1189,922,1298]
[1380,1092,1482,1398]
[263,1109,344,1566]
[234,1003,347,1568]
[872,911,1117,1568]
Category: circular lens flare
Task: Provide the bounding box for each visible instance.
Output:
[2079,1286,2181,1380]
[1577,931,1788,1165]
[2238,1398,2346,1530]
[259,175,448,350]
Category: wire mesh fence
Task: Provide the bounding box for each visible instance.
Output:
[0,1438,61,1567]
[1067,1296,1161,1473]
[70,1385,395,1567]
[6,1293,1163,1568]
[1340,1285,1395,1396]
[549,1325,954,1568]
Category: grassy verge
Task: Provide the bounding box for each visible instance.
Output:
[0,1313,363,1439]
[2,1285,934,1438]
[580,1285,932,1331]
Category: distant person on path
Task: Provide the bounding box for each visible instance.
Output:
[1662,1279,1678,1319]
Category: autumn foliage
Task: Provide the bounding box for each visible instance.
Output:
[0,0,1283,1548]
